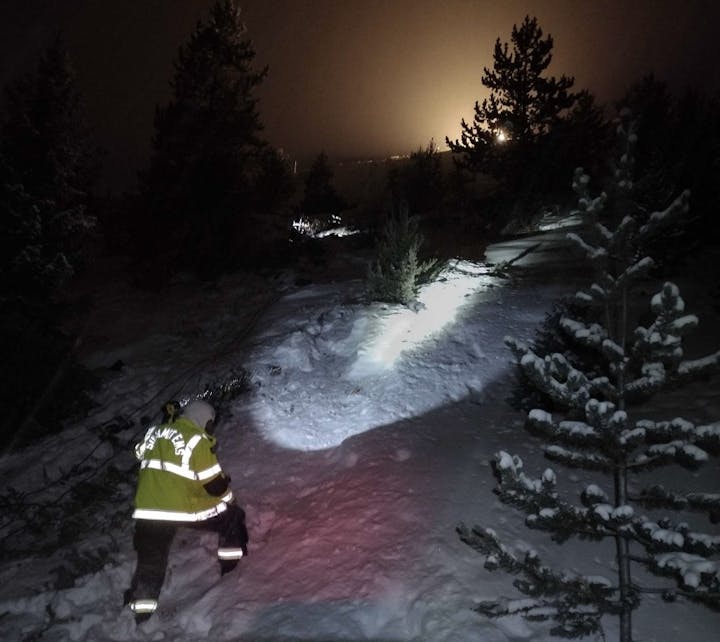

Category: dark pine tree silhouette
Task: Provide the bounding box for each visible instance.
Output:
[137,0,269,278]
[0,35,98,445]
[300,151,346,220]
[446,16,579,225]
[616,75,720,275]
[0,34,98,301]
[388,139,444,217]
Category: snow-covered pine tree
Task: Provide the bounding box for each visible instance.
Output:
[458,109,720,641]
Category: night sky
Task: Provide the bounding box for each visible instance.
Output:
[1,0,718,192]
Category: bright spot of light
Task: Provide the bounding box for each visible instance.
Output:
[496,129,508,143]
[348,261,488,377]
[248,261,498,452]
[292,214,359,238]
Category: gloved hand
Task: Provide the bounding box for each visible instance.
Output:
[203,473,231,497]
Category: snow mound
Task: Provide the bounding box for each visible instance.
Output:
[241,262,539,450]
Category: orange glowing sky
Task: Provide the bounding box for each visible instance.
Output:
[2,0,718,191]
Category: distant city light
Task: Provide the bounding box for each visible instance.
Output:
[292,214,359,238]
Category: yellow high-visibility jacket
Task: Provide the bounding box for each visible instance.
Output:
[133,416,233,521]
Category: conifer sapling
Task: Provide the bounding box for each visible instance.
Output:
[367,205,440,306]
[459,109,720,641]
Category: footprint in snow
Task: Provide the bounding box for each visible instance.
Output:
[393,448,411,462]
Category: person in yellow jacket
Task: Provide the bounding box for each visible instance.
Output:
[125,399,248,623]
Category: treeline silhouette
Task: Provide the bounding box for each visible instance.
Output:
[1,4,718,444]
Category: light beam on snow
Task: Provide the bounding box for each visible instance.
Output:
[349,261,487,375]
[248,261,502,452]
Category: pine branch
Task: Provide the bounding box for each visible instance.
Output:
[637,190,691,240]
[636,584,720,612]
[624,362,668,399]
[475,598,605,638]
[612,256,655,293]
[630,485,720,519]
[559,317,608,352]
[628,555,653,565]
[677,350,720,381]
[572,286,603,307]
[527,408,604,449]
[492,452,623,542]
[458,523,617,637]
[544,445,613,472]
[516,349,613,411]
[624,454,673,472]
[570,167,607,218]
[566,231,608,262]
[625,418,720,469]
[640,442,708,470]
[650,552,720,601]
[609,216,636,250]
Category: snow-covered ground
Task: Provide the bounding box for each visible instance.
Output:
[1,220,718,641]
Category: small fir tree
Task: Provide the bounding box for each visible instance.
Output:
[300,151,346,220]
[388,139,444,217]
[459,111,720,641]
[252,146,295,216]
[367,205,439,306]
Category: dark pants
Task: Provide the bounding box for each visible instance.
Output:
[127,504,248,608]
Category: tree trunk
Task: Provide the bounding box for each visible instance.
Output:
[615,464,633,642]
[615,284,633,641]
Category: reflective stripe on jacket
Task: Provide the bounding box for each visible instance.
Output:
[133,416,231,522]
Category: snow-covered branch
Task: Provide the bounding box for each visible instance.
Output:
[570,166,607,220]
[566,232,607,262]
[625,418,720,470]
[651,552,719,601]
[492,451,558,498]
[637,190,691,240]
[492,452,627,542]
[677,350,720,382]
[559,317,607,352]
[633,515,720,554]
[613,256,655,292]
[517,350,613,411]
[631,485,720,518]
[458,522,615,637]
[544,445,613,472]
[526,409,604,449]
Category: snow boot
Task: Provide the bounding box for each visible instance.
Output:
[220,559,238,576]
[135,611,153,625]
